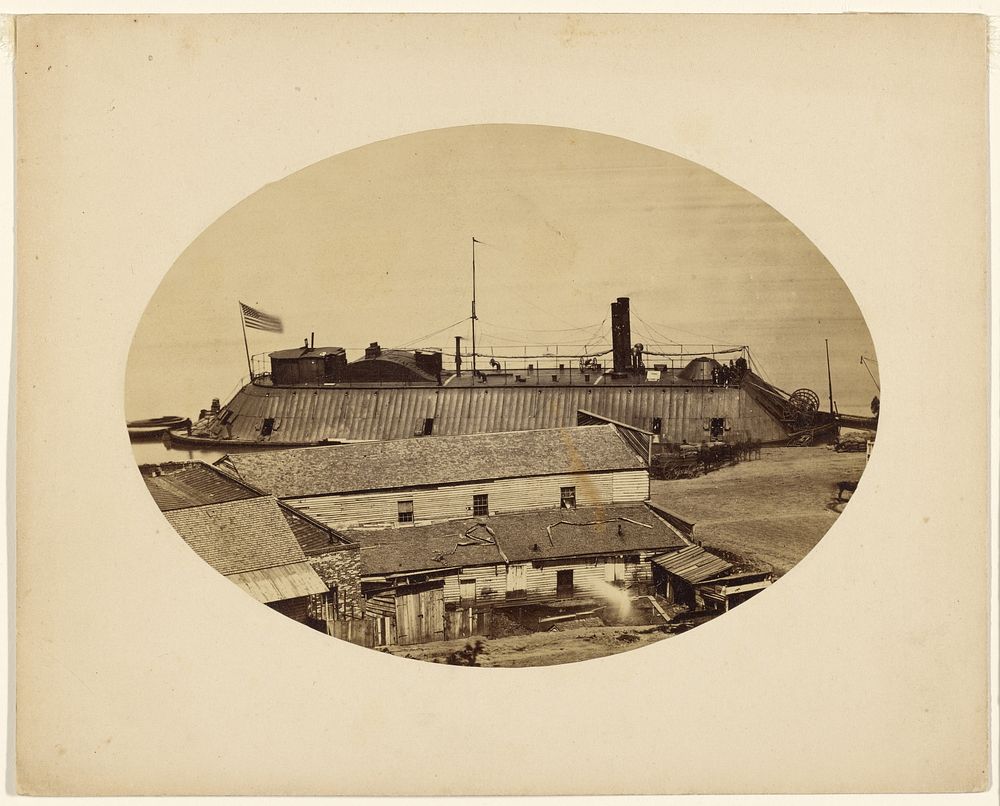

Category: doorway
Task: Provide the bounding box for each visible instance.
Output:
[556,569,574,597]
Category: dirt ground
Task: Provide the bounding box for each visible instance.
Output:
[650,445,868,576]
[381,623,679,667]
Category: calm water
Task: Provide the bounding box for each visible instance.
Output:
[130,439,227,466]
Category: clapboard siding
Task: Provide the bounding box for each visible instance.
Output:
[513,555,664,604]
[612,471,650,503]
[284,469,648,529]
[453,565,508,604]
[524,560,606,599]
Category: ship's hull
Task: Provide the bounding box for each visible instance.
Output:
[180,376,795,448]
[127,415,191,442]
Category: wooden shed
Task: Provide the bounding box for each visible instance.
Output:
[650,544,734,608]
[695,571,772,612]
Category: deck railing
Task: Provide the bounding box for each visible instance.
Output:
[247,344,749,388]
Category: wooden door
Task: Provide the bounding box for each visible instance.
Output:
[395,583,445,645]
[556,569,574,597]
[459,577,476,604]
[506,563,527,599]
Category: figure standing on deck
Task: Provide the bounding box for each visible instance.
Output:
[631,343,645,371]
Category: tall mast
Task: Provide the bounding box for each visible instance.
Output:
[471,236,479,375]
[825,338,834,413]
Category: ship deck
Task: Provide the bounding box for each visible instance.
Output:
[250,367,736,390]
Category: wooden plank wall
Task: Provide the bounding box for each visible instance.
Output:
[442,565,507,605]
[371,553,665,616]
[365,592,395,618]
[525,561,606,600]
[266,596,311,622]
[612,471,649,503]
[443,607,491,641]
[326,617,379,649]
[285,469,649,529]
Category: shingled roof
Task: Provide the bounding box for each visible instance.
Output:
[492,504,688,563]
[342,503,686,576]
[279,502,353,556]
[164,496,314,575]
[219,424,646,499]
[651,544,733,584]
[164,497,328,603]
[345,521,505,576]
[141,462,259,511]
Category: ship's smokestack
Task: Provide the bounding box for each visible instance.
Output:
[611,297,632,374]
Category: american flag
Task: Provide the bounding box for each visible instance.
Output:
[240,302,283,333]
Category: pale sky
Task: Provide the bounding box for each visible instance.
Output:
[127,124,877,417]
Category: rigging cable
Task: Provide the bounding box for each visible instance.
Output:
[860,355,881,392]
[629,307,731,345]
[397,316,471,349]
[463,348,613,360]
[476,318,604,334]
[631,311,682,345]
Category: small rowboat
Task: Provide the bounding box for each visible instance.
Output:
[127,415,190,441]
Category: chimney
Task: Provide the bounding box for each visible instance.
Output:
[611,297,632,374]
[364,342,381,360]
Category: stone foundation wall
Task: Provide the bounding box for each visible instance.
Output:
[309,546,364,619]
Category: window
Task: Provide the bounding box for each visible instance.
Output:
[472,494,489,517]
[710,417,727,440]
[560,486,577,509]
[397,500,414,523]
[459,578,476,603]
[651,417,662,434]
[422,417,434,436]
[261,417,275,436]
[556,569,574,596]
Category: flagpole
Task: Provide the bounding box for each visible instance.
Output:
[239,301,254,380]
